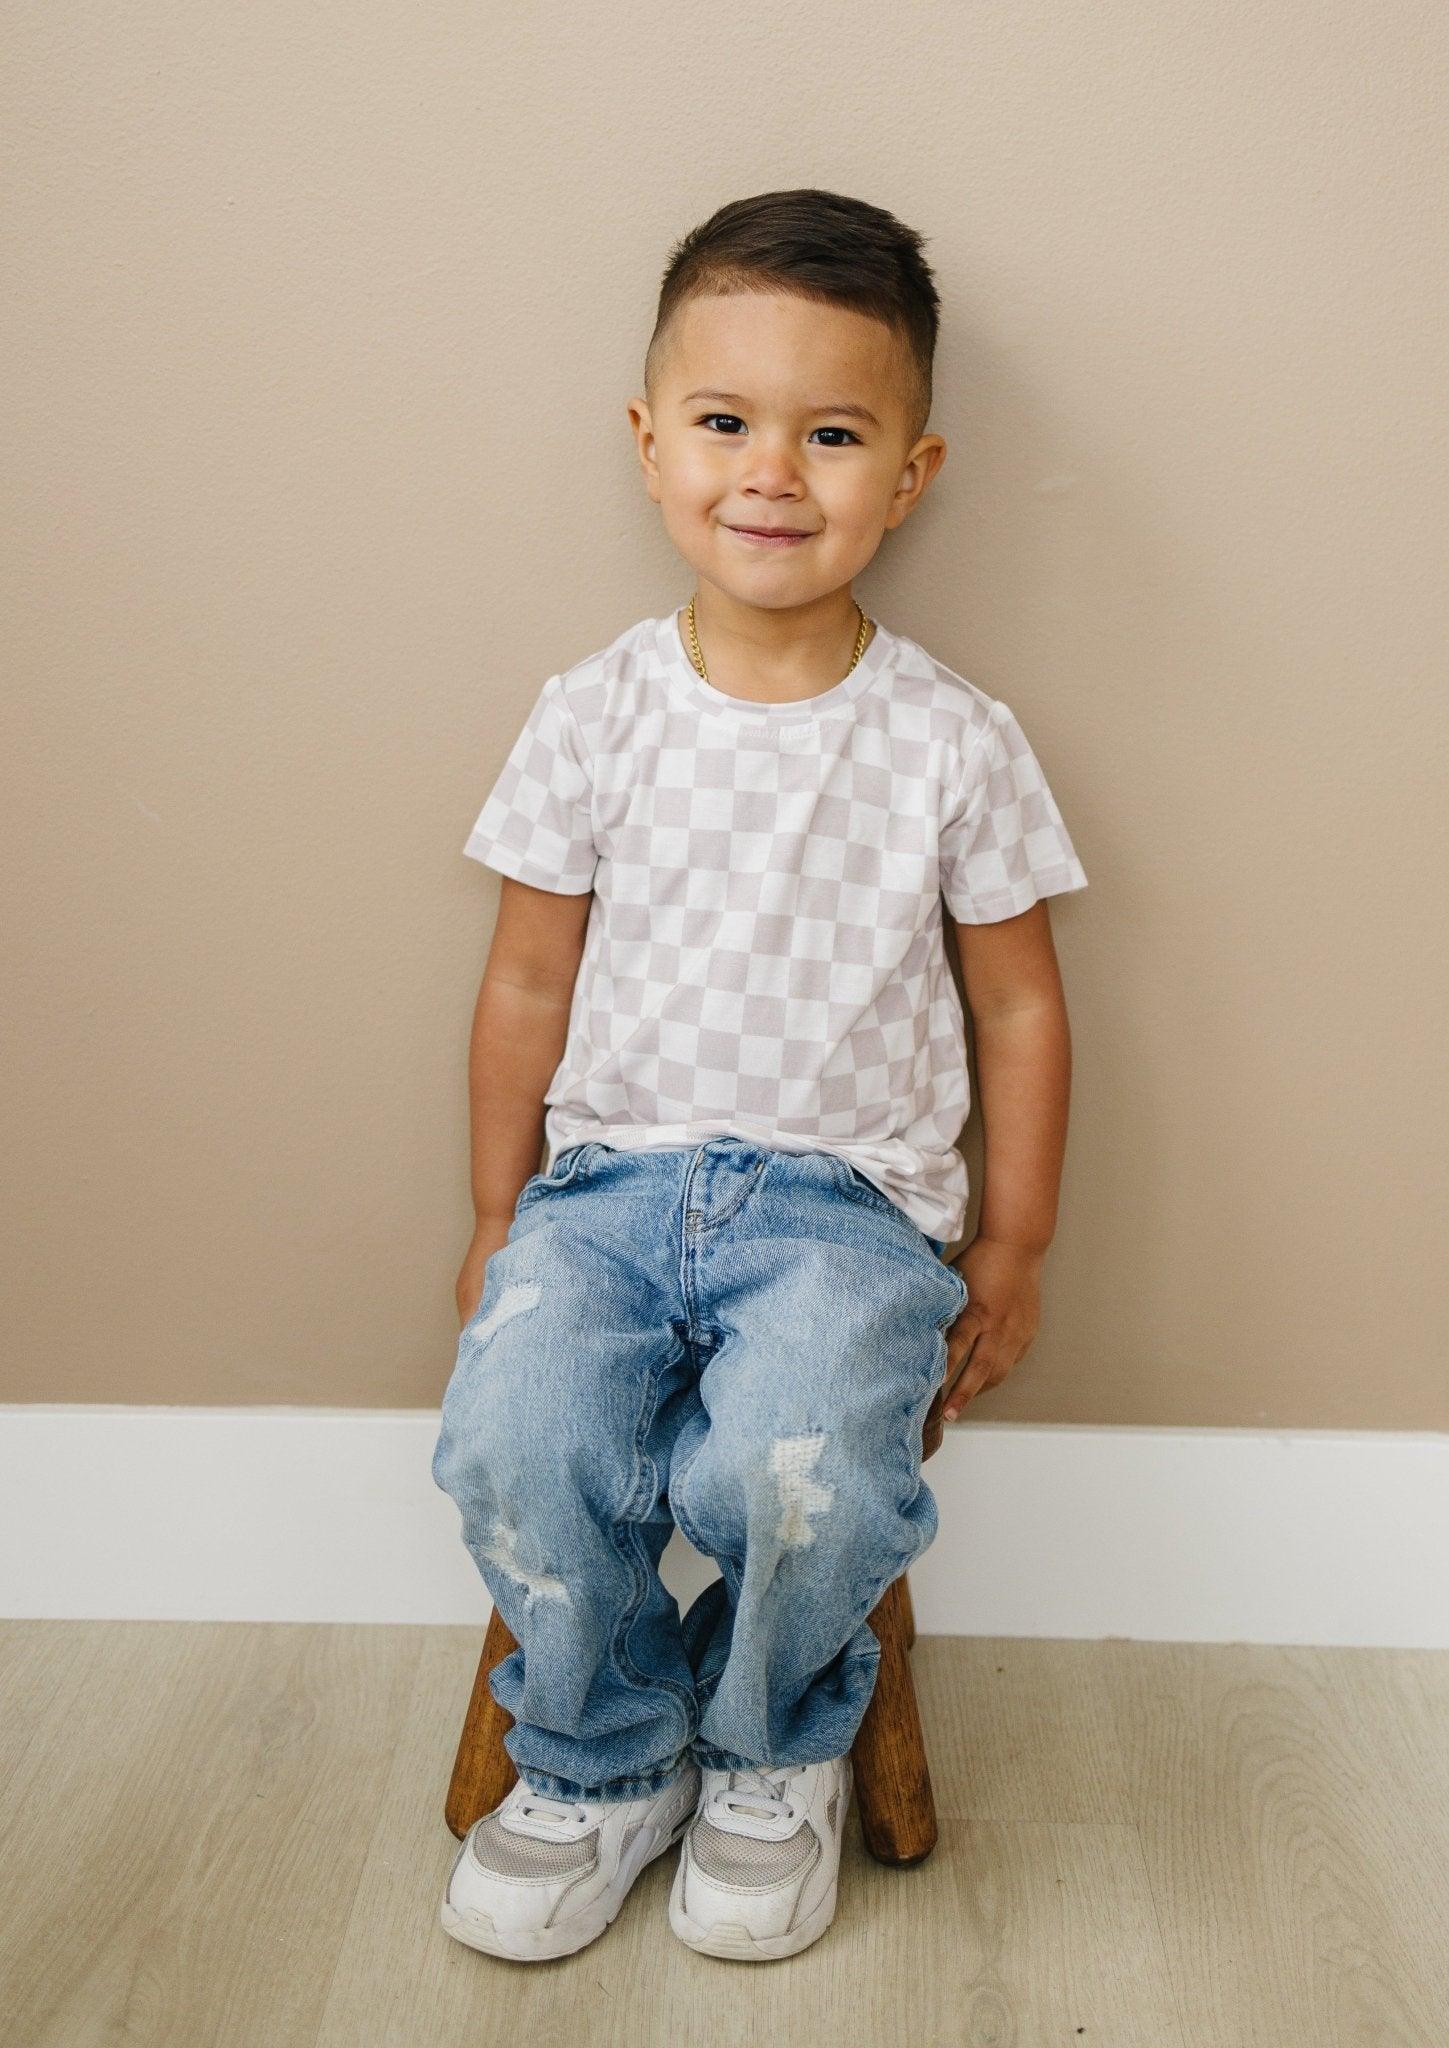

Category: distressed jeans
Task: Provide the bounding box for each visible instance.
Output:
[430,1134,968,1804]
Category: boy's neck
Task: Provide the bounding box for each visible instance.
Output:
[682,587,874,706]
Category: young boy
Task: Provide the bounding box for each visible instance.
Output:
[432,187,1087,1965]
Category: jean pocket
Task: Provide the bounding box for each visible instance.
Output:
[822,1151,907,1223]
[514,1142,597,1214]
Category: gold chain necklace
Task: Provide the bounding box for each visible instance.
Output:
[685,595,871,688]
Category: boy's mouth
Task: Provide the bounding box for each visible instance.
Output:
[725,525,816,548]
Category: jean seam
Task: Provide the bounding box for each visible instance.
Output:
[618,1525,696,1748]
[613,1340,699,1744]
[688,1155,768,1235]
[666,1430,706,1539]
[668,1467,741,1586]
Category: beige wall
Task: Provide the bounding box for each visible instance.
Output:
[5,6,1445,1427]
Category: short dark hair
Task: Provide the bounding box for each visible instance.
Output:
[644,188,941,446]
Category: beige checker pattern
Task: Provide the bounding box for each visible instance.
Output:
[463,610,1087,1242]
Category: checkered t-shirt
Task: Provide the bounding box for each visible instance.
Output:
[462,608,1088,1243]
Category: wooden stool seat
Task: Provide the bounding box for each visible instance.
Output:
[444,1389,950,1866]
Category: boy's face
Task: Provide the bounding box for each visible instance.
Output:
[628,292,946,615]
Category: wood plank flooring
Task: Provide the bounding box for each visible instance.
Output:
[2,1623,1445,2046]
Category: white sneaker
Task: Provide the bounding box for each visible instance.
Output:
[441,1762,700,1962]
[668,1754,852,1960]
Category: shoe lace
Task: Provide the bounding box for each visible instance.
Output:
[510,1789,593,1831]
[715,1766,799,1823]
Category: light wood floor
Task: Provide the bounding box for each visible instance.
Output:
[2,1622,1446,2046]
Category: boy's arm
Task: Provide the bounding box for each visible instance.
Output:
[950,898,1073,1255]
[468,874,592,1226]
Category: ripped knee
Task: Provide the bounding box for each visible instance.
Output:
[475,1518,573,1609]
[769,1431,836,1550]
[465,1277,542,1350]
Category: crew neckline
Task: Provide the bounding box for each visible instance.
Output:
[659,605,895,725]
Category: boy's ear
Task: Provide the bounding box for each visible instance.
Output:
[883,434,948,530]
[626,397,661,499]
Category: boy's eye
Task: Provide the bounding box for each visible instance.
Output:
[696,414,860,447]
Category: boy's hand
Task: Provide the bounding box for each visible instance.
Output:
[455,1218,513,1330]
[940,1237,1044,1420]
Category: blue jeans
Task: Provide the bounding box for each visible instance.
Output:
[431,1134,968,1804]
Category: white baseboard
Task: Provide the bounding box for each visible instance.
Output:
[3,1406,1445,1648]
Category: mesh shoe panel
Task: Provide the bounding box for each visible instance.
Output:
[689,1817,819,1887]
[468,1815,598,1881]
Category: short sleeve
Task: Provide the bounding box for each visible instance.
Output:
[940,698,1088,923]
[462,673,597,894]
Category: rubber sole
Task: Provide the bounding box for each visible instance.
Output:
[441,1801,694,1963]
[667,1874,840,1960]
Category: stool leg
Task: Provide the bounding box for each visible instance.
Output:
[850,1573,937,1866]
[899,1572,916,1650]
[444,1604,520,1840]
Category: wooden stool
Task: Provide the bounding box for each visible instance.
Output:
[444,1389,949,1866]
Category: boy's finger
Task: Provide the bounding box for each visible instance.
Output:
[943,1353,991,1420]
